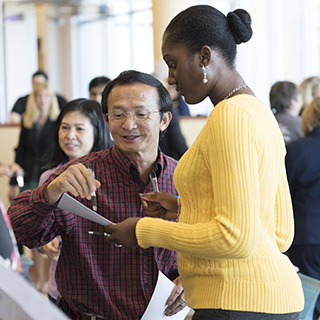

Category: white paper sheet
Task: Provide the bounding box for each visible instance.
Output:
[57,193,113,226]
[141,271,190,320]
[0,258,68,320]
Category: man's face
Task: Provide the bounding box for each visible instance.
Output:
[90,84,106,104]
[32,75,47,85]
[106,83,171,161]
[291,93,303,116]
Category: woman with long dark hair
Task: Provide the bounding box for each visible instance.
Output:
[39,98,113,302]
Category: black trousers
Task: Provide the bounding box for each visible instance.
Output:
[287,245,320,320]
[192,309,300,320]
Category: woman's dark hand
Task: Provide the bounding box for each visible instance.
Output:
[139,191,179,220]
[104,217,140,248]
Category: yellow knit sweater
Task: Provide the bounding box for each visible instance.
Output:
[137,95,304,313]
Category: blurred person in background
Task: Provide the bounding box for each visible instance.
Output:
[9,81,60,292]
[9,82,60,197]
[270,81,303,145]
[89,76,111,103]
[285,96,320,320]
[89,76,114,148]
[300,76,320,113]
[10,70,67,124]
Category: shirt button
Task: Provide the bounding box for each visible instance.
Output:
[143,251,148,256]
[144,284,149,288]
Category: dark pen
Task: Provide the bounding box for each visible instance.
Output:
[87,162,97,212]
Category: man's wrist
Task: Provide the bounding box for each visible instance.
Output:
[46,181,63,205]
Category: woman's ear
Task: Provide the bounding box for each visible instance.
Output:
[160,112,172,131]
[200,45,212,67]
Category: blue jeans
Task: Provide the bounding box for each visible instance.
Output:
[192,309,300,320]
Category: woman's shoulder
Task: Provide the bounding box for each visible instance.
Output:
[210,94,263,119]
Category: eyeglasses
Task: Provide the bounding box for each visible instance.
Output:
[106,109,161,123]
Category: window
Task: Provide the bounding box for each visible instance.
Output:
[71,0,153,99]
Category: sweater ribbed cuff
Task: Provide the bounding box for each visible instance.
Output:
[136,217,176,249]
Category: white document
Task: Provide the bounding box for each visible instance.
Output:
[141,271,190,320]
[0,258,68,320]
[57,193,113,226]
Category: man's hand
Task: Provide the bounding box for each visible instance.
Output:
[164,277,187,317]
[46,163,100,204]
[139,192,178,220]
[41,237,61,261]
[104,217,140,248]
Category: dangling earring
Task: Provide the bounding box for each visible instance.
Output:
[202,65,208,84]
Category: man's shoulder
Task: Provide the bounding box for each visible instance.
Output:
[276,112,301,125]
[83,149,111,163]
[16,95,29,102]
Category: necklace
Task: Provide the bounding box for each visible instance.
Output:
[224,84,248,100]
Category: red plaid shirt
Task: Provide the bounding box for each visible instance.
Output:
[8,146,179,319]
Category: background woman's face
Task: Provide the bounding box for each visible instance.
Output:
[58,110,95,160]
[35,89,52,113]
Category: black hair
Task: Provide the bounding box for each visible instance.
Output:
[89,76,111,91]
[32,70,48,80]
[44,98,110,169]
[163,5,253,67]
[101,70,173,117]
[269,81,300,113]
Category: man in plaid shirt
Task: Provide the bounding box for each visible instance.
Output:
[8,71,185,320]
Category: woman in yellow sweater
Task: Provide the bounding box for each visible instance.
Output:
[104,5,304,319]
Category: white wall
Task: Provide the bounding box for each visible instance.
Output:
[231,0,320,106]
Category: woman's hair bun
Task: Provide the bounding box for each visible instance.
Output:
[227,9,253,44]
